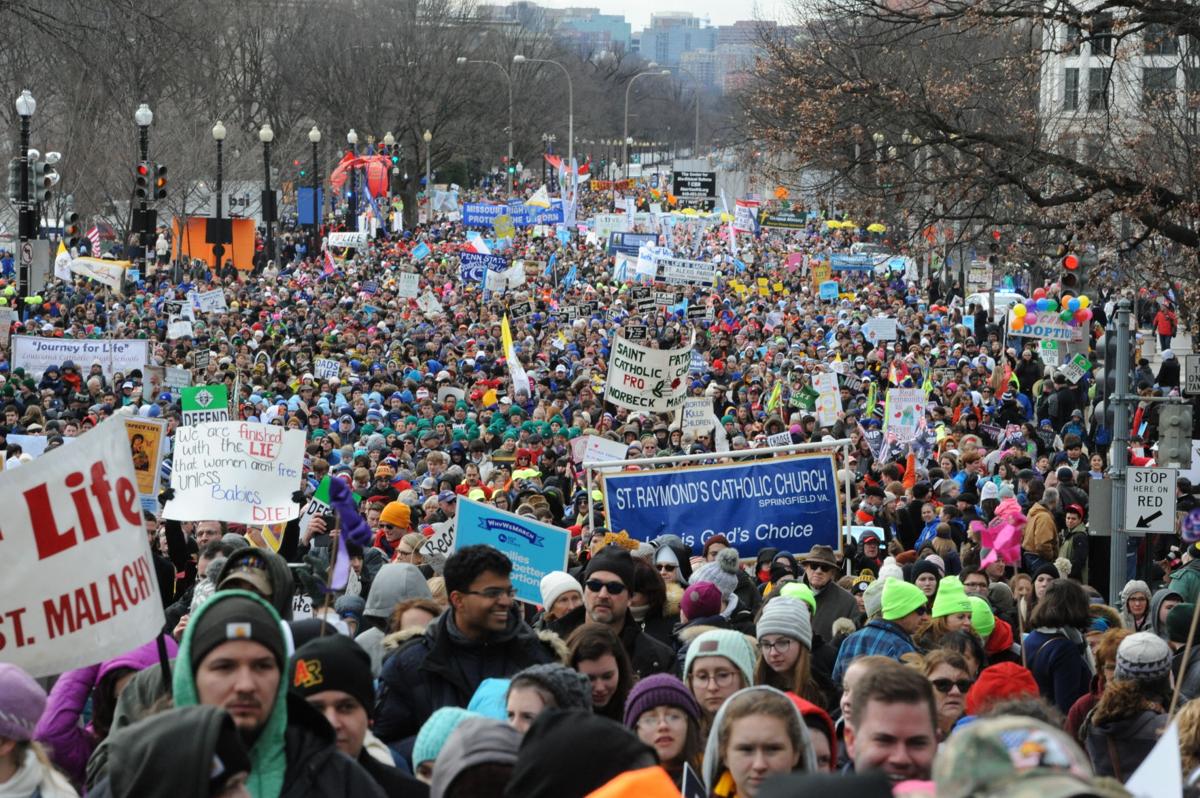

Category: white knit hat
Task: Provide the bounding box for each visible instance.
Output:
[1115,632,1172,682]
[540,571,583,611]
[756,597,813,650]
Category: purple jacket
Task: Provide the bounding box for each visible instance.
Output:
[35,636,177,786]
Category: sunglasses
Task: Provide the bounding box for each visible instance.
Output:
[930,678,974,694]
[657,563,677,573]
[585,579,627,595]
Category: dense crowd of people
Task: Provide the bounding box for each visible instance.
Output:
[1,177,1198,797]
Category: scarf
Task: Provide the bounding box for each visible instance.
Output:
[1034,625,1096,676]
[0,748,78,798]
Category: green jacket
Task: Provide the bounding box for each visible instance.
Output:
[1170,560,1200,605]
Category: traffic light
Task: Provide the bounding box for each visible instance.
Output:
[1061,252,1082,293]
[63,211,80,248]
[153,163,167,199]
[6,158,19,202]
[31,159,56,203]
[1159,404,1194,467]
[135,162,150,200]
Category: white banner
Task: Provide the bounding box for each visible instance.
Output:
[69,257,129,291]
[813,371,842,427]
[0,418,165,677]
[195,288,228,313]
[733,199,759,233]
[12,335,149,380]
[396,272,420,298]
[165,422,305,524]
[657,257,717,288]
[604,335,692,412]
[328,230,369,248]
[862,317,898,343]
[682,397,714,436]
[314,358,340,380]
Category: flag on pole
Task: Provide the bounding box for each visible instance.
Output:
[85,226,101,254]
[921,368,933,396]
[323,246,337,276]
[766,382,782,413]
[526,185,551,208]
[866,381,877,417]
[563,264,577,291]
[501,314,515,359]
[544,252,557,278]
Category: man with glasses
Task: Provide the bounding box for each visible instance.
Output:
[549,546,673,678]
[959,567,990,598]
[801,544,859,641]
[374,544,556,743]
[833,578,927,684]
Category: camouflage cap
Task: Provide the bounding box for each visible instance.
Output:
[934,716,1126,798]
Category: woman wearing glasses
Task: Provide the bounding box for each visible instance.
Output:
[753,597,835,713]
[902,649,973,741]
[683,628,757,722]
[622,673,705,789]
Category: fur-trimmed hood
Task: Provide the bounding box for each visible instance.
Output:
[664,581,683,618]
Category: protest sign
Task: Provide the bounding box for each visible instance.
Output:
[1059,352,1092,384]
[767,431,793,448]
[733,199,759,233]
[608,232,658,257]
[623,324,649,342]
[604,335,692,412]
[163,300,195,321]
[167,319,194,340]
[819,280,839,301]
[1012,311,1086,342]
[862,317,898,343]
[760,209,807,230]
[0,306,15,348]
[509,300,533,320]
[463,201,563,228]
[417,292,444,315]
[604,455,842,554]
[142,366,166,402]
[314,358,340,380]
[0,417,165,677]
[181,384,230,426]
[327,230,369,248]
[813,371,842,427]
[454,498,570,604]
[69,256,128,291]
[396,272,420,298]
[123,416,167,505]
[657,257,717,288]
[195,288,227,313]
[165,367,190,396]
[591,213,628,242]
[12,335,149,380]
[297,476,333,539]
[460,252,508,283]
[193,350,211,370]
[419,523,456,561]
[166,421,304,524]
[1039,340,1062,367]
[682,397,714,436]
[578,434,631,473]
[810,260,831,286]
[884,388,926,443]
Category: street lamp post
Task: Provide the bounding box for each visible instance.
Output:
[134,103,153,270]
[624,69,670,179]
[346,128,358,228]
[423,129,432,199]
[15,90,34,303]
[383,131,396,198]
[211,120,226,271]
[513,55,573,168]
[308,125,321,256]
[457,57,513,194]
[258,122,275,269]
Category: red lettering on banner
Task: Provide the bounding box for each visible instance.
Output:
[251,505,288,523]
[249,441,277,459]
[41,555,155,639]
[0,607,32,651]
[26,461,140,561]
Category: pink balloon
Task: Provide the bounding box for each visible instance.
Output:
[1074,309,1088,323]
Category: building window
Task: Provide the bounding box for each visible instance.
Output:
[1090,14,1114,56]
[1143,67,1177,109]
[1063,24,1081,55]
[1186,67,1200,107]
[1144,24,1178,55]
[1064,67,1079,110]
[1088,67,1111,111]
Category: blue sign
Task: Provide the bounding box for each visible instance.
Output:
[463,201,564,228]
[829,253,875,272]
[460,252,508,283]
[296,187,325,225]
[454,498,571,604]
[819,280,840,301]
[603,455,842,555]
[608,232,658,257]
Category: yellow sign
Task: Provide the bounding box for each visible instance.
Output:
[493,214,516,240]
[811,261,831,287]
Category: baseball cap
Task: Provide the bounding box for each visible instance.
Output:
[217,550,274,598]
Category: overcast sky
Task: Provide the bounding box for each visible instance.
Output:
[503,0,793,31]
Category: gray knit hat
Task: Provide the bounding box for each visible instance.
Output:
[1115,631,1172,682]
[756,597,813,650]
[510,663,592,712]
[690,547,740,599]
[864,578,888,620]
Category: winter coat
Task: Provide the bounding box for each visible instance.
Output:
[811,582,859,643]
[1168,560,1200,605]
[0,747,77,798]
[1022,628,1092,714]
[1083,683,1169,782]
[831,620,918,684]
[1060,525,1089,584]
[374,605,559,743]
[548,604,674,679]
[1022,503,1059,563]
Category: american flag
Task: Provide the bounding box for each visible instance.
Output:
[323,246,337,275]
[85,226,101,254]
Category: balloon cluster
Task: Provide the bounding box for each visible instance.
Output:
[1182,507,1200,544]
[1009,287,1093,332]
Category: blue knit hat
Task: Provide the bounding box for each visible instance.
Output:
[413,707,479,767]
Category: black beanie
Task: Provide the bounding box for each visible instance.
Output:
[1033,562,1060,582]
[189,594,286,674]
[289,635,375,717]
[585,545,636,588]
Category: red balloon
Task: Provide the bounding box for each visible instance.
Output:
[1033,287,1047,300]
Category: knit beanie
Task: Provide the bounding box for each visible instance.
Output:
[433,717,521,798]
[689,547,740,599]
[289,635,375,717]
[413,707,479,767]
[968,596,996,639]
[188,593,287,673]
[1032,562,1060,582]
[1115,631,1173,682]
[511,663,592,712]
[756,597,813,650]
[911,558,942,584]
[380,500,411,529]
[586,545,637,588]
[681,581,722,620]
[882,579,928,621]
[1120,580,1151,603]
[540,571,583,610]
[1167,603,1196,645]
[0,664,46,742]
[684,628,756,687]
[965,662,1038,716]
[622,673,702,728]
[877,556,904,582]
[778,581,817,614]
[931,576,972,618]
[863,578,888,619]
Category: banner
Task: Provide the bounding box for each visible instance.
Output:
[604,335,692,412]
[12,335,149,380]
[829,253,875,272]
[608,232,658,257]
[657,257,717,288]
[0,417,165,677]
[1012,311,1087,342]
[460,252,509,283]
[588,179,636,192]
[733,199,760,234]
[396,272,420,298]
[453,497,570,604]
[194,288,228,313]
[181,384,230,426]
[603,455,842,554]
[328,230,370,248]
[760,209,808,230]
[165,421,305,524]
[462,201,563,227]
[123,416,167,504]
[69,257,129,291]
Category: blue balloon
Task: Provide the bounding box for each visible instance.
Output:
[1068,298,1081,312]
[1183,508,1200,543]
[1036,298,1050,312]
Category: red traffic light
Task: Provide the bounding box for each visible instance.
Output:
[136,163,149,176]
[1063,254,1079,270]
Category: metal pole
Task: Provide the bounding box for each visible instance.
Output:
[507,78,514,195]
[694,93,700,157]
[1108,298,1132,606]
[311,140,319,258]
[262,137,273,268]
[18,115,30,304]
[138,124,149,273]
[215,138,223,272]
[425,139,431,194]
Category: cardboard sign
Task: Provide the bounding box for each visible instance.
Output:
[0,417,165,677]
[396,272,420,298]
[604,336,692,412]
[862,317,898,343]
[682,397,714,436]
[580,434,631,473]
[193,350,211,370]
[453,498,570,604]
[167,319,194,340]
[509,300,533,320]
[195,288,228,313]
[123,417,167,501]
[767,431,793,448]
[624,324,649,342]
[166,422,305,524]
[181,384,230,426]
[657,257,717,288]
[1059,353,1092,384]
[314,358,341,380]
[328,230,369,248]
[819,280,840,301]
[1039,340,1062,367]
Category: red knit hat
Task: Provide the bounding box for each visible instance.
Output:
[965,662,1038,716]
[785,692,837,769]
[984,617,1015,656]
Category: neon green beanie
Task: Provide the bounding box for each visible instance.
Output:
[932,576,972,618]
[779,582,817,615]
[969,595,995,638]
[882,579,928,621]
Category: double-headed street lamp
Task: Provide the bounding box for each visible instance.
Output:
[15,90,34,302]
[456,56,514,194]
[258,122,275,268]
[308,125,321,254]
[211,120,226,271]
[513,54,573,168]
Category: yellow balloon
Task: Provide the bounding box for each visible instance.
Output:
[1078,295,1090,309]
[1013,304,1027,317]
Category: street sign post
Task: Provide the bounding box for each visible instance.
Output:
[1126,466,1177,534]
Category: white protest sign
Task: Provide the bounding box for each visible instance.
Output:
[328,230,370,248]
[420,523,456,560]
[592,213,628,241]
[767,431,792,448]
[813,371,842,427]
[0,417,165,677]
[682,397,714,436]
[658,257,717,288]
[1126,720,1181,798]
[417,292,444,315]
[166,421,305,524]
[1039,340,1062,367]
[883,388,926,443]
[604,336,692,412]
[1058,353,1092,384]
[195,288,228,313]
[69,257,128,291]
[12,336,149,380]
[0,307,16,348]
[167,319,194,340]
[164,367,191,394]
[862,317,898,343]
[314,358,341,380]
[580,434,634,473]
[396,272,420,298]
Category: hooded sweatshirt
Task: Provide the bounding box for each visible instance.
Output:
[212,547,296,621]
[702,686,819,796]
[1150,588,1183,641]
[356,562,435,675]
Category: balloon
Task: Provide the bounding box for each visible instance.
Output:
[1074,309,1089,323]
[1036,298,1049,312]
[1081,308,1092,321]
[1079,295,1090,309]
[1068,298,1080,312]
[1047,300,1059,312]
[1033,288,1047,300]
[1011,318,1024,331]
[1013,304,1027,317]
[1061,310,1074,323]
